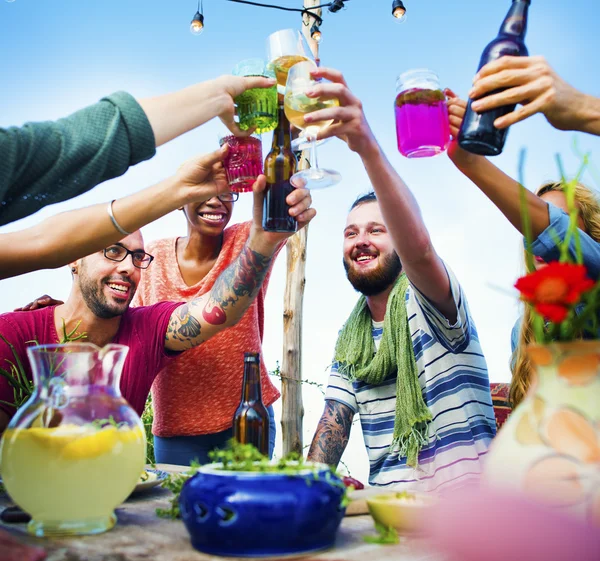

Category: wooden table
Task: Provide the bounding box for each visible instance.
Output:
[0,465,443,561]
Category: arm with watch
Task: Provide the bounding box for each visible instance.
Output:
[0,146,231,280]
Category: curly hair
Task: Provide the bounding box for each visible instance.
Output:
[509,181,600,407]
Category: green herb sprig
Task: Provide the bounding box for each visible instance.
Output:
[363,522,400,545]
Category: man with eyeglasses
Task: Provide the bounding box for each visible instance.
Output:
[0,179,315,434]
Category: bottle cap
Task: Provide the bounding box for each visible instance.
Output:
[244,352,260,363]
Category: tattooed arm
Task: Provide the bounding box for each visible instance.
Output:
[163,175,316,352]
[307,400,354,468]
[164,239,274,351]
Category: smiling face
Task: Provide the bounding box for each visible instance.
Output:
[183,195,234,237]
[343,201,402,296]
[74,232,144,319]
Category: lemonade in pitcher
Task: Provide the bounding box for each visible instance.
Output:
[0,343,146,537]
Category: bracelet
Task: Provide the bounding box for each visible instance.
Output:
[107,200,132,236]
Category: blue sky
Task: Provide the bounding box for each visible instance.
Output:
[2,0,600,478]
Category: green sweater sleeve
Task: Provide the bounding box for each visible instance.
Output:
[0,91,156,226]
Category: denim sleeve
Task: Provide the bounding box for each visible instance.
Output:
[531,202,600,280]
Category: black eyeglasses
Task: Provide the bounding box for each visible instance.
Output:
[103,245,154,269]
[217,192,239,203]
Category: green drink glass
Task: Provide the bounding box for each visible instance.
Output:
[233,58,278,134]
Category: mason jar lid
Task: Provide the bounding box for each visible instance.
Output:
[395,68,441,94]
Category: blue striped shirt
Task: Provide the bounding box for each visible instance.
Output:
[325,266,496,492]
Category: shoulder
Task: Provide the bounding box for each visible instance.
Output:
[224,221,251,242]
[125,301,183,321]
[144,237,177,255]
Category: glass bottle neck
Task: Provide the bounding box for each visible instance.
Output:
[272,104,292,150]
[498,0,530,37]
[241,362,262,402]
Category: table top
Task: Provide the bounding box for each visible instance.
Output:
[0,464,443,561]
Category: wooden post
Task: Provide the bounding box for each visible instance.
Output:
[280,0,321,456]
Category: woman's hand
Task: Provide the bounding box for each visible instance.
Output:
[445,88,485,170]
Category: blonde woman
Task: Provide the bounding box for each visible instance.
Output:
[446,90,600,407]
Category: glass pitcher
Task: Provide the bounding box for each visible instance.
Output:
[0,343,146,537]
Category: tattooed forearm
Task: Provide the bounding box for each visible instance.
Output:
[308,400,354,468]
[165,303,202,348]
[203,243,272,324]
[165,243,273,350]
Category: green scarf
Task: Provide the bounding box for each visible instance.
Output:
[334,274,432,467]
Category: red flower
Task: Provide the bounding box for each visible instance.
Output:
[515,262,595,323]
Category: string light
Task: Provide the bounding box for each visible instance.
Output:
[328,0,345,12]
[391,0,407,22]
[190,0,204,35]
[310,23,322,43]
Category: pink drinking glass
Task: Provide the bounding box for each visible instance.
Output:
[394,69,450,158]
[219,134,263,193]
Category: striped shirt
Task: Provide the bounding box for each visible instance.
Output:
[325,266,496,493]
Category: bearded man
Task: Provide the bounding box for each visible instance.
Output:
[305,66,496,492]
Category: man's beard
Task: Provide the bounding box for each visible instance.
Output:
[78,268,133,319]
[343,251,402,296]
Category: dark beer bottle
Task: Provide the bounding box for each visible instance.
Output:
[262,103,298,233]
[458,0,531,156]
[233,352,270,456]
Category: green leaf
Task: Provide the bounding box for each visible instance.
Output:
[363,522,400,545]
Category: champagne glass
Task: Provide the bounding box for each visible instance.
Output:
[284,61,341,190]
[266,29,314,94]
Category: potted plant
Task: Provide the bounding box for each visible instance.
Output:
[176,442,347,557]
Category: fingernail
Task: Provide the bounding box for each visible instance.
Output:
[304,115,313,122]
[468,88,475,98]
[305,89,316,97]
[473,73,480,83]
[471,101,481,111]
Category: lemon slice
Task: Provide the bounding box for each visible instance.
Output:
[61,426,119,459]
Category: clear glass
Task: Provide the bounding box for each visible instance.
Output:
[266,29,314,94]
[394,68,450,158]
[291,126,330,152]
[232,58,278,134]
[218,133,263,193]
[284,61,341,190]
[0,343,146,537]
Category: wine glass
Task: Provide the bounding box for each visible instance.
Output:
[284,61,341,190]
[266,29,314,94]
[291,127,330,152]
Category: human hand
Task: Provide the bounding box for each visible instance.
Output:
[300,67,378,157]
[248,176,316,255]
[445,88,484,169]
[208,75,276,136]
[469,55,585,131]
[175,146,231,205]
[14,294,63,312]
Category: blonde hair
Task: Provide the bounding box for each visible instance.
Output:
[510,181,600,407]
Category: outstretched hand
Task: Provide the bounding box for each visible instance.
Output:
[445,88,484,170]
[209,75,276,136]
[469,55,585,131]
[299,67,378,157]
[175,146,231,205]
[248,176,316,255]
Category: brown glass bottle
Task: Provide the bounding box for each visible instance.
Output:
[233,352,270,456]
[458,0,530,156]
[262,103,298,233]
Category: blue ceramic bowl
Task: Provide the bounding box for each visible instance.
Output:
[179,463,346,557]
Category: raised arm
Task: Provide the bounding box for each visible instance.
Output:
[0,75,274,226]
[137,74,276,145]
[307,400,354,468]
[0,146,231,280]
[467,55,600,135]
[306,67,455,321]
[163,178,316,352]
[446,90,551,237]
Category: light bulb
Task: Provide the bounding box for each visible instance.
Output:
[393,8,407,23]
[190,11,204,35]
[310,23,322,43]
